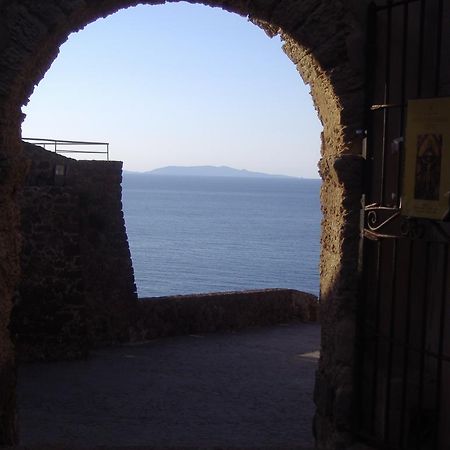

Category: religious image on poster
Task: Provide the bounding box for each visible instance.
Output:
[414,134,442,201]
[402,98,450,220]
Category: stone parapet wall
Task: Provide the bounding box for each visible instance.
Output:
[130,289,318,342]
[12,143,137,361]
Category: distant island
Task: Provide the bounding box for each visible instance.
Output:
[126,165,295,179]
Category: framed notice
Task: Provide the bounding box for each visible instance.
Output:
[402,97,450,220]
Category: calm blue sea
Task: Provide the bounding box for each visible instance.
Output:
[122,175,322,298]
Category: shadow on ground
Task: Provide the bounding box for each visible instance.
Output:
[17,323,320,449]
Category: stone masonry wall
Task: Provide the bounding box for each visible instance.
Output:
[12,143,137,361]
[74,160,138,345]
[132,289,318,342]
[12,185,88,361]
[0,0,372,447]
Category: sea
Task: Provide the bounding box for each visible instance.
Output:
[122,174,322,298]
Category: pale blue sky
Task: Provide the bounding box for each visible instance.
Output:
[21,2,322,178]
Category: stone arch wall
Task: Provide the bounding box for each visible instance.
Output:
[0,0,369,447]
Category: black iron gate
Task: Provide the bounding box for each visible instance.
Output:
[357,0,450,449]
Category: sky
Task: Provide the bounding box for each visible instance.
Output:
[21,2,322,178]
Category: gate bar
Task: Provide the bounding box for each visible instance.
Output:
[383,240,399,442]
[370,240,383,433]
[434,245,449,449]
[416,0,426,97]
[396,0,409,207]
[399,240,414,448]
[380,0,394,206]
[434,0,444,96]
[416,242,431,450]
[359,326,450,363]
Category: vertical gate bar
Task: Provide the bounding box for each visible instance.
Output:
[399,240,414,448]
[434,244,448,450]
[380,0,394,205]
[364,2,378,200]
[416,0,426,97]
[434,0,443,96]
[370,240,383,434]
[416,242,431,450]
[356,247,372,436]
[356,2,378,437]
[383,239,398,443]
[396,2,409,206]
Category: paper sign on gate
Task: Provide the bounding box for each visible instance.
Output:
[402,97,450,220]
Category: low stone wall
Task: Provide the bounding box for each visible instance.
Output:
[129,289,318,342]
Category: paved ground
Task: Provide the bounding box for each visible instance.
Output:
[17,323,320,449]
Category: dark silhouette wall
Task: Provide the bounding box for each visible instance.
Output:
[12,143,138,361]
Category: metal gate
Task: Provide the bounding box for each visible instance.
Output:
[357,0,450,449]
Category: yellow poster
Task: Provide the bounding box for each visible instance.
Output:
[402,98,450,220]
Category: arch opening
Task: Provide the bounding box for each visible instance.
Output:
[0,1,367,448]
[20,2,323,299]
[14,6,320,445]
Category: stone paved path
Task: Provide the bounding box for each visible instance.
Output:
[17,323,320,449]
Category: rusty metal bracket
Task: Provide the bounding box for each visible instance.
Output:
[363,203,450,242]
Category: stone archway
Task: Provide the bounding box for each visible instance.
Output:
[0,1,368,447]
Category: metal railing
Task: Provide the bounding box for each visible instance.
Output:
[22,137,109,160]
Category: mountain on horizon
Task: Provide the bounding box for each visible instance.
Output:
[126,165,294,179]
